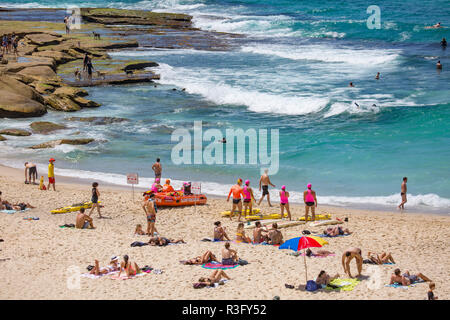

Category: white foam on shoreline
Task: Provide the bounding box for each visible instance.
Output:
[1,159,449,211]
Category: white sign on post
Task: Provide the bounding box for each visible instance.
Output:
[127,173,139,201]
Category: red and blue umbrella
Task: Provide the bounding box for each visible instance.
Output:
[279,236,326,283]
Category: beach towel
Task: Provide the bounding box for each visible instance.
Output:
[316,233,350,238]
[325,278,361,292]
[385,280,423,289]
[202,263,239,270]
[110,272,148,280]
[81,271,118,279]
[1,208,30,214]
[201,237,224,242]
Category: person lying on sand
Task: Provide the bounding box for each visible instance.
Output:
[306,248,335,257]
[342,247,363,278]
[222,242,238,265]
[135,224,147,235]
[214,221,230,241]
[76,208,95,229]
[198,269,231,287]
[390,268,432,286]
[268,223,284,245]
[367,251,395,264]
[235,222,252,243]
[315,270,340,287]
[148,236,185,246]
[1,202,35,211]
[118,255,141,277]
[253,221,269,244]
[182,251,218,265]
[324,226,351,236]
[89,256,119,276]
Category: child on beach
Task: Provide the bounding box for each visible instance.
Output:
[242,180,255,218]
[88,182,102,218]
[428,282,438,300]
[279,185,291,220]
[235,222,252,243]
[214,221,230,241]
[135,224,147,235]
[47,158,56,191]
[38,176,46,190]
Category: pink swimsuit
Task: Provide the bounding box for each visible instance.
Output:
[243,186,251,201]
[280,191,288,204]
[151,183,159,193]
[305,189,315,204]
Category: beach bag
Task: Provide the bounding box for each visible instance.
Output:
[306,280,319,292]
[238,258,248,265]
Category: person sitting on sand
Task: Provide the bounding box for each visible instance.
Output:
[135,224,147,235]
[76,208,95,229]
[214,221,230,241]
[268,223,284,245]
[306,248,335,257]
[367,251,395,264]
[162,179,175,193]
[222,242,238,265]
[197,269,231,287]
[118,255,141,277]
[89,256,119,276]
[253,221,269,244]
[324,226,351,237]
[315,270,340,287]
[142,191,158,236]
[342,247,363,278]
[389,268,432,286]
[182,251,218,265]
[428,282,438,300]
[235,222,252,243]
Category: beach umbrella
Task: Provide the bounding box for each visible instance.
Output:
[279,236,325,283]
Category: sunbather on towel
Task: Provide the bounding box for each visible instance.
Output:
[148,236,185,246]
[1,201,34,211]
[182,251,218,265]
[118,255,141,277]
[368,251,395,264]
[324,226,351,236]
[306,248,335,257]
[198,269,231,287]
[390,268,432,286]
[90,256,119,276]
[342,247,363,278]
[315,270,340,287]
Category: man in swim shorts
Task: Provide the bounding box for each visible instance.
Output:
[342,247,363,278]
[253,221,269,244]
[47,158,56,191]
[436,60,443,70]
[257,169,276,207]
[152,158,162,180]
[227,179,245,221]
[268,223,284,245]
[76,208,95,229]
[221,242,238,265]
[142,191,158,236]
[398,177,407,210]
[24,162,38,184]
[390,268,432,286]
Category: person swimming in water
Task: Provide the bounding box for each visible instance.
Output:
[436,60,443,70]
[242,180,255,218]
[349,82,355,87]
[375,72,380,80]
[227,178,245,221]
[441,38,447,48]
[303,183,317,221]
[279,185,291,221]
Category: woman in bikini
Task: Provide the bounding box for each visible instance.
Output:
[279,185,291,220]
[214,221,230,241]
[118,255,141,277]
[182,251,218,265]
[198,269,231,287]
[367,251,395,264]
[235,222,252,243]
[324,226,351,236]
[90,256,119,276]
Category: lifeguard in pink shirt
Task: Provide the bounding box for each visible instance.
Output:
[279,185,291,221]
[303,183,318,221]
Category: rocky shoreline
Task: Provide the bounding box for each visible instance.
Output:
[0,7,234,148]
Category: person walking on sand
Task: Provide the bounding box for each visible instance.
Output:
[47,158,56,191]
[303,183,317,221]
[142,191,158,236]
[24,162,38,184]
[88,182,102,218]
[279,185,292,220]
[398,177,408,210]
[242,180,255,218]
[342,247,363,278]
[227,178,245,221]
[257,169,275,206]
[152,158,162,180]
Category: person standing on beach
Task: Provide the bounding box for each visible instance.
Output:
[398,177,408,210]
[152,158,162,180]
[303,183,317,221]
[342,247,363,278]
[88,182,102,218]
[257,169,275,207]
[279,185,292,221]
[47,158,56,191]
[227,178,245,221]
[24,162,38,184]
[86,58,94,81]
[142,191,158,236]
[242,180,255,218]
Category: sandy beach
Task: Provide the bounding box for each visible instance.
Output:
[1,164,449,300]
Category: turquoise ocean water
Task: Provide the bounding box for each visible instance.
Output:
[0,0,449,212]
